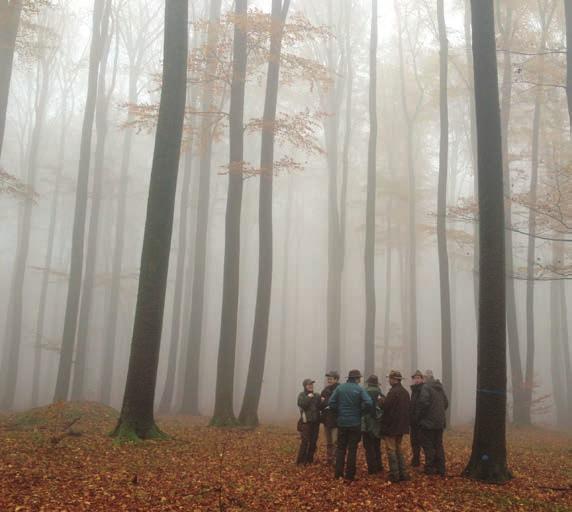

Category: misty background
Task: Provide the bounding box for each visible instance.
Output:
[0,0,570,427]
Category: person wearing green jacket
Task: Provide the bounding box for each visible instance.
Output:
[296,378,321,465]
[362,375,385,474]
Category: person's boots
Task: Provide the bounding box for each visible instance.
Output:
[397,452,411,481]
[388,453,400,483]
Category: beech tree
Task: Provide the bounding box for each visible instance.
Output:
[0,0,24,159]
[364,0,377,376]
[238,0,291,427]
[1,6,58,408]
[463,0,512,483]
[436,0,452,424]
[181,0,223,415]
[211,0,248,426]
[113,0,188,440]
[53,0,107,402]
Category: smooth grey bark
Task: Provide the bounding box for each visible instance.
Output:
[31,92,70,407]
[72,13,116,401]
[211,0,247,425]
[181,0,223,415]
[364,0,377,377]
[559,278,572,426]
[464,0,479,323]
[322,1,344,373]
[340,0,353,274]
[550,247,566,426]
[463,0,511,483]
[1,46,52,409]
[54,0,106,402]
[524,3,554,425]
[565,0,572,132]
[277,176,293,414]
[437,0,452,425]
[238,0,291,427]
[158,147,194,413]
[395,0,419,372]
[113,0,188,439]
[497,5,526,425]
[100,5,156,404]
[0,0,23,159]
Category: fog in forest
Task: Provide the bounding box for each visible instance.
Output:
[0,0,570,432]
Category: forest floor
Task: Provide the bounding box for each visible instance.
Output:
[0,402,570,511]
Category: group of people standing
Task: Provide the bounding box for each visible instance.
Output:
[296,368,449,482]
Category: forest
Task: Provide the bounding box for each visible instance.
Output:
[0,0,571,510]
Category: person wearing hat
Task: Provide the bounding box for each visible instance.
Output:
[409,370,424,467]
[296,378,321,465]
[379,370,411,483]
[414,370,449,476]
[362,375,385,474]
[320,370,340,465]
[328,369,373,480]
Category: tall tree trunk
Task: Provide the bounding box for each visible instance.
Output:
[53,0,106,402]
[437,0,452,424]
[112,0,188,440]
[463,0,511,483]
[559,278,572,426]
[464,0,479,323]
[0,0,23,159]
[100,65,138,405]
[395,3,418,372]
[364,0,377,377]
[158,147,194,413]
[323,1,343,373]
[1,49,51,409]
[550,246,566,426]
[497,5,526,425]
[524,6,552,423]
[238,0,291,427]
[31,93,69,407]
[382,198,393,381]
[211,0,247,426]
[181,0,223,415]
[565,0,572,132]
[277,176,293,415]
[72,14,116,400]
[340,0,353,273]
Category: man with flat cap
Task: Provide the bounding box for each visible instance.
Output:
[320,370,340,465]
[296,378,321,465]
[328,369,373,481]
[380,370,411,483]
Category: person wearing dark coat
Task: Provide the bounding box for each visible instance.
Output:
[414,370,449,476]
[320,370,340,465]
[362,375,385,474]
[329,369,373,480]
[409,370,424,467]
[296,378,321,465]
[380,370,411,483]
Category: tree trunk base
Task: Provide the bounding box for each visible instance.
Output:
[463,459,513,484]
[210,413,239,427]
[237,410,259,428]
[111,419,167,443]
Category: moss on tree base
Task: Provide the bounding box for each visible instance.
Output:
[111,420,168,444]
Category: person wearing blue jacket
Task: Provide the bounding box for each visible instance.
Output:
[329,369,373,480]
